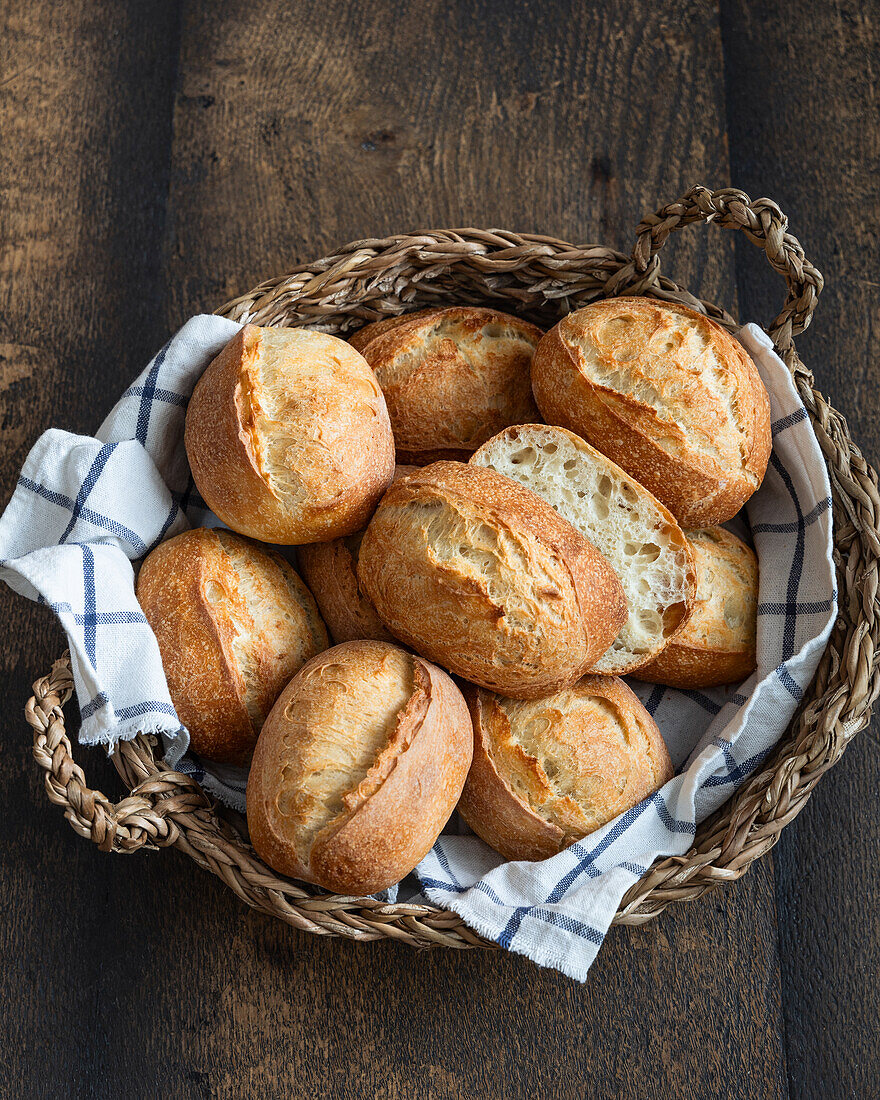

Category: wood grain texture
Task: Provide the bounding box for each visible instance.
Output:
[721,2,880,1097]
[0,2,182,1097]
[1,0,875,1095]
[162,0,738,322]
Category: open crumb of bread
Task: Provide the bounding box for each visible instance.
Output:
[471,424,696,674]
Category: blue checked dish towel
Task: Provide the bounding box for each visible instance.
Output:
[0,314,836,982]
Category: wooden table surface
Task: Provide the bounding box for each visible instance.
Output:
[2,2,878,1097]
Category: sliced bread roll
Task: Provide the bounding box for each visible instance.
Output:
[635,526,758,688]
[458,676,673,862]
[470,424,696,674]
[356,461,627,698]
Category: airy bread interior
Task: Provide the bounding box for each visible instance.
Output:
[274,645,415,870]
[472,425,692,672]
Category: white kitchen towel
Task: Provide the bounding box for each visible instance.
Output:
[0,318,835,980]
[0,315,240,757]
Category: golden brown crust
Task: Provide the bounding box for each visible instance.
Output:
[458,678,673,862]
[136,527,329,766]
[348,311,433,354]
[458,689,565,861]
[636,642,757,690]
[184,325,395,544]
[635,526,759,688]
[352,306,543,464]
[469,423,698,675]
[246,640,473,894]
[296,465,421,645]
[297,535,394,645]
[356,461,627,697]
[530,298,771,527]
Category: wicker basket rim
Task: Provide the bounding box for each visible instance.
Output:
[23,186,880,950]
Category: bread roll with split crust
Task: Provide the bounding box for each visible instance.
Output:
[530,297,771,527]
[185,325,395,544]
[350,306,543,464]
[246,640,473,895]
[356,461,627,698]
[137,528,329,766]
[297,466,419,645]
[470,424,696,674]
[635,526,758,688]
[458,677,673,862]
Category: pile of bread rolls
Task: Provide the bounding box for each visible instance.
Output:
[137,300,769,895]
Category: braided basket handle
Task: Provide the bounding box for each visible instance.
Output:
[628,185,824,368]
[26,657,209,853]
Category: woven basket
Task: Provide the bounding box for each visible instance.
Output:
[24,186,880,949]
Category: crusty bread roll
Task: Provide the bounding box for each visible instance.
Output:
[470,424,696,674]
[185,325,395,544]
[530,297,771,527]
[350,306,543,464]
[635,526,758,688]
[356,461,627,697]
[297,465,418,644]
[137,528,329,765]
[246,640,473,894]
[348,313,421,354]
[297,531,394,645]
[458,677,673,862]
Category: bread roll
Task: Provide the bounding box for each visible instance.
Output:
[184,325,395,544]
[246,640,473,894]
[530,297,771,527]
[297,465,419,644]
[137,528,329,765]
[350,306,542,464]
[297,531,394,645]
[356,461,627,697]
[348,312,421,354]
[471,424,696,674]
[458,677,673,862]
[635,526,758,688]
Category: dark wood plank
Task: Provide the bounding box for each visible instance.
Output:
[162,0,740,324]
[721,2,880,1096]
[0,1,794,1097]
[0,1,182,1095]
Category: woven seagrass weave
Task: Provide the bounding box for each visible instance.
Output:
[24,186,880,949]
